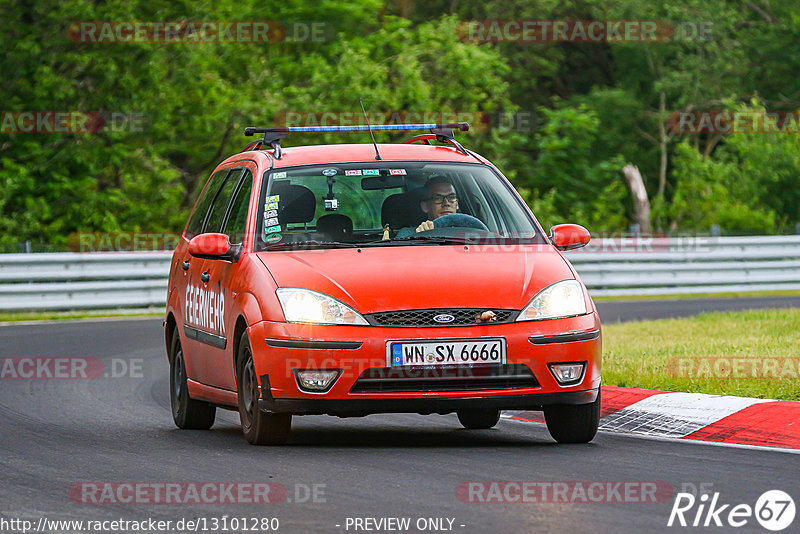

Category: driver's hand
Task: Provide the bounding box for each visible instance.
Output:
[416,220,434,233]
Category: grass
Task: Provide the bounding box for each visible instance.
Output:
[0,309,162,323]
[602,308,800,400]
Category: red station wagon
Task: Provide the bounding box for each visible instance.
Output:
[165,122,601,445]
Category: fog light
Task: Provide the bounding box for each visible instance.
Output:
[295,369,340,392]
[548,362,586,386]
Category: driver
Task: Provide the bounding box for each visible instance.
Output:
[412,177,496,323]
[416,177,459,233]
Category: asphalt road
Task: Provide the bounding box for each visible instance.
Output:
[595,295,800,323]
[1,300,798,534]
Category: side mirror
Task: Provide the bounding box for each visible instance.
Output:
[549,224,590,251]
[188,233,241,261]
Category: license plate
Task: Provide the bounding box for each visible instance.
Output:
[389,339,506,367]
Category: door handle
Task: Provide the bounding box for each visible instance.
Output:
[182,260,190,271]
[200,271,210,283]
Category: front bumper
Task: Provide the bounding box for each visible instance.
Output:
[248,312,602,415]
[259,388,599,417]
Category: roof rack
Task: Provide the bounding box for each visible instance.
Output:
[241,122,470,158]
[404,127,469,155]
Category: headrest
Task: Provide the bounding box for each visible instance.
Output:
[270,182,316,224]
[317,214,353,241]
[381,188,427,230]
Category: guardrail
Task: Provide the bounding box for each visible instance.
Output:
[0,252,171,311]
[0,236,798,311]
[566,235,800,296]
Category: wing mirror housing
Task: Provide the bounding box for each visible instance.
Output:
[549,224,590,251]
[188,233,242,261]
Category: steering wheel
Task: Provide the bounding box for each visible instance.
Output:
[433,213,489,231]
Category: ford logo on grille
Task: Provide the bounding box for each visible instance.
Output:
[433,314,455,324]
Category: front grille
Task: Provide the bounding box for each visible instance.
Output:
[349,364,539,393]
[367,308,516,327]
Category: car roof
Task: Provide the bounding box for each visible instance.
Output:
[224,143,493,168]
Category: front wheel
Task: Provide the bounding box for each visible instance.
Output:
[237,332,291,445]
[543,390,600,444]
[457,409,501,429]
[170,334,216,430]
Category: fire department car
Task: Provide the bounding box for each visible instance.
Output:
[165,122,600,445]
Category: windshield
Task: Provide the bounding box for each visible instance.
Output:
[254,162,545,250]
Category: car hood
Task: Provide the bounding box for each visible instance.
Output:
[256,244,574,313]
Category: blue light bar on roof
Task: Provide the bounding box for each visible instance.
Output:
[244,122,469,136]
[282,123,467,133]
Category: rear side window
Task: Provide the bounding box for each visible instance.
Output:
[185,170,230,238]
[204,169,243,234]
[222,170,253,244]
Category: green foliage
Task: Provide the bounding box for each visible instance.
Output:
[0,4,511,248]
[722,127,800,227]
[669,141,777,233]
[667,100,800,234]
[2,0,800,247]
[518,188,559,232]
[522,104,627,232]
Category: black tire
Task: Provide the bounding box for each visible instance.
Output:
[457,409,501,429]
[237,332,291,445]
[543,390,600,444]
[170,334,216,430]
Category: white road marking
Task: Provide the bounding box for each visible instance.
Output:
[598,392,771,437]
[501,402,800,455]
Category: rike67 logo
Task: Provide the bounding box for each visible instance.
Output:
[668,490,795,531]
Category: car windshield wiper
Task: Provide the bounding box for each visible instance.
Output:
[361,235,473,246]
[263,240,359,251]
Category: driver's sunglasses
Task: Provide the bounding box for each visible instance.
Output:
[427,194,458,205]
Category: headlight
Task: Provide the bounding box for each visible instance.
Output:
[517,280,587,321]
[276,288,368,325]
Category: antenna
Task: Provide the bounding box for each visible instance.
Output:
[360,99,382,160]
